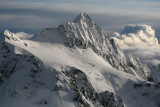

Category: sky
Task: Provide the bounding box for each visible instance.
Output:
[0,0,160,35]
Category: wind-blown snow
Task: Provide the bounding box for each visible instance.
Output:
[15,32,33,40]
[112,24,159,47]
[0,13,160,107]
[2,30,33,40]
[1,34,157,107]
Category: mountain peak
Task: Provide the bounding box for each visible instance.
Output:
[0,30,13,39]
[1,30,13,37]
[0,30,28,46]
[1,30,16,38]
[73,13,94,25]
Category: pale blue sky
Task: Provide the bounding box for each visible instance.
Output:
[0,0,160,35]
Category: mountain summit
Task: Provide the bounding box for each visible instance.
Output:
[37,13,152,81]
[73,13,95,25]
[0,13,160,107]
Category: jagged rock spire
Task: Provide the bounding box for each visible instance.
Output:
[0,30,27,46]
[73,13,95,26]
[3,30,11,35]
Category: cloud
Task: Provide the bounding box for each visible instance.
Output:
[122,46,160,83]
[0,0,160,34]
[113,24,160,82]
[123,46,160,65]
[112,24,159,47]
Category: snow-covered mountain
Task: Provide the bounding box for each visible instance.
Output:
[33,13,152,81]
[0,13,160,107]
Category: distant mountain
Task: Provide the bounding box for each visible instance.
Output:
[0,13,160,107]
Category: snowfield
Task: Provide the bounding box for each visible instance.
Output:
[0,13,160,107]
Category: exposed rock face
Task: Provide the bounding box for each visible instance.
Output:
[133,82,160,107]
[0,32,41,85]
[0,30,124,107]
[0,44,41,86]
[127,55,152,81]
[0,30,28,46]
[49,13,151,81]
[0,13,158,107]
[56,67,124,107]
[0,40,124,107]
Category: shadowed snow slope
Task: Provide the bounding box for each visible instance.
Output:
[0,13,160,107]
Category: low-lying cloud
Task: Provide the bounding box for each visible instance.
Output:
[122,46,160,83]
[123,46,160,66]
[112,24,159,47]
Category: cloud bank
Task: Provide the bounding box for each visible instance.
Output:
[123,46,160,83]
[0,1,160,34]
[114,25,160,83]
[112,24,159,47]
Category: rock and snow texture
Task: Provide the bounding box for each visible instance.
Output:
[33,13,152,81]
[0,13,160,107]
[111,24,160,83]
[0,31,125,107]
[124,47,160,83]
[112,24,159,47]
[0,30,28,46]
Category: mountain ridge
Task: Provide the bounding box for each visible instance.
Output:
[32,13,152,81]
[0,13,160,107]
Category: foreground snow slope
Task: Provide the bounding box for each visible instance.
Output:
[0,13,160,107]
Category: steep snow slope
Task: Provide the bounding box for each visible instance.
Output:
[32,13,152,81]
[0,13,160,107]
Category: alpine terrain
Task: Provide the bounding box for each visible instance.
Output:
[0,13,160,107]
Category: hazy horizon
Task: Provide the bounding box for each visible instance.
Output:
[0,0,160,36]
